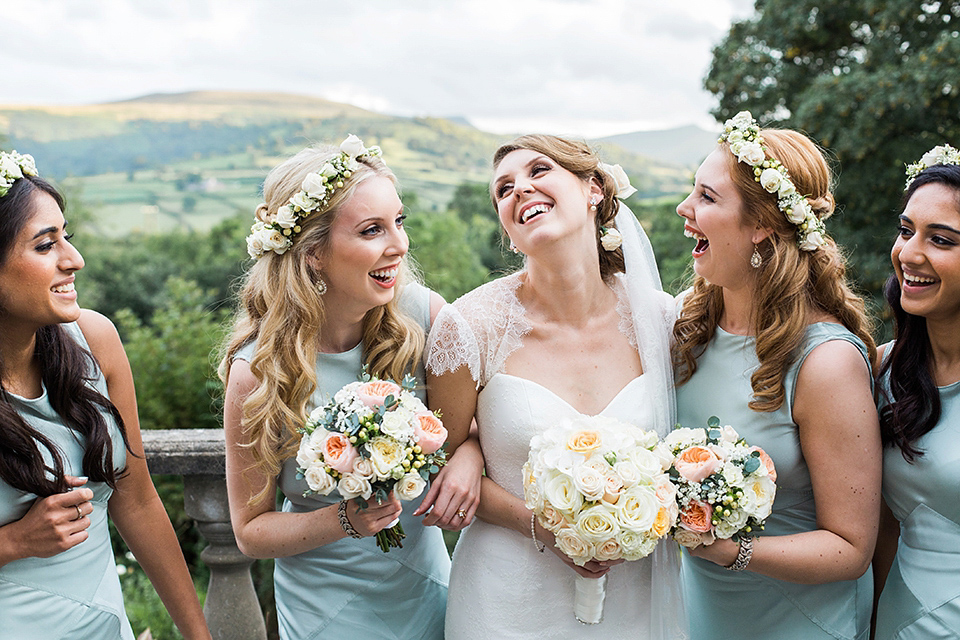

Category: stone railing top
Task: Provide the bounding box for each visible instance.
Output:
[141,428,226,476]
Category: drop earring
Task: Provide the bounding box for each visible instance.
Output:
[509,240,520,254]
[589,195,600,212]
[316,275,328,295]
[750,245,762,269]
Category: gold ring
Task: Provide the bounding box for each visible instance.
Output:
[456,509,467,519]
[74,505,83,520]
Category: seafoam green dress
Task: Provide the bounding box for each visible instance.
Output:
[235,282,449,640]
[875,349,960,639]
[0,322,134,639]
[675,323,872,640]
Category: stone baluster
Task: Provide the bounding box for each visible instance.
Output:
[142,429,267,640]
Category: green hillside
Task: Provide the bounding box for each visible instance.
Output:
[0,91,693,236]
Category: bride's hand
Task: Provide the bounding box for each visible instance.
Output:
[342,493,402,538]
[414,435,483,531]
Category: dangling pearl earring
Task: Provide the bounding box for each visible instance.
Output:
[750,245,762,269]
[316,275,328,295]
[589,196,600,212]
[509,240,520,254]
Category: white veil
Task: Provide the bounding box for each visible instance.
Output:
[612,201,689,639]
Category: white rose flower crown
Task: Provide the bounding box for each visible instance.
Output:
[719,111,827,251]
[246,134,383,259]
[0,150,39,198]
[905,143,960,189]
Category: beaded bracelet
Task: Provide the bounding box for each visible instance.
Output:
[338,500,363,539]
[530,513,545,553]
[726,535,754,571]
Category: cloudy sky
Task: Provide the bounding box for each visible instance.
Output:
[1,0,755,137]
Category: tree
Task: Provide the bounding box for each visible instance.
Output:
[706,0,960,294]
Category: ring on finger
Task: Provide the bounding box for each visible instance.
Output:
[456,509,467,519]
[74,505,83,521]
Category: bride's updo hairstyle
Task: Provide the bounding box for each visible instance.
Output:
[491,134,625,283]
[674,129,876,411]
[221,146,424,487]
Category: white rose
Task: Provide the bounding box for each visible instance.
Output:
[0,155,23,180]
[296,436,321,469]
[740,474,776,520]
[275,204,299,229]
[262,229,289,253]
[337,473,373,500]
[303,463,336,495]
[736,142,765,166]
[554,527,596,566]
[617,529,657,561]
[18,153,37,176]
[664,427,707,450]
[799,230,826,251]
[367,436,406,478]
[289,192,315,213]
[379,410,415,440]
[615,485,659,531]
[715,508,748,540]
[673,528,705,549]
[725,130,744,144]
[301,172,328,197]
[921,148,944,167]
[246,233,265,259]
[352,457,376,480]
[600,163,637,199]
[319,163,339,179]
[395,471,427,501]
[718,425,740,443]
[600,228,623,251]
[721,462,744,486]
[594,537,622,562]
[759,168,782,193]
[777,180,797,199]
[731,111,754,129]
[575,505,621,545]
[538,505,571,533]
[622,447,662,484]
[340,134,367,157]
[542,470,584,515]
[572,464,606,502]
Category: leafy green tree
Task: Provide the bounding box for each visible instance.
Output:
[705,0,960,294]
[447,181,522,275]
[405,210,489,302]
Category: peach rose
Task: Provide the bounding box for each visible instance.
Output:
[321,431,358,474]
[356,380,402,407]
[749,446,778,482]
[674,446,722,483]
[652,506,673,537]
[679,499,713,534]
[567,430,602,454]
[413,412,447,454]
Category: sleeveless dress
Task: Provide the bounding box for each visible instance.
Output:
[427,272,686,639]
[675,323,873,640]
[235,282,449,640]
[0,323,133,639]
[875,346,960,639]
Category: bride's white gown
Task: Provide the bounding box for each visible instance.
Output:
[428,272,686,639]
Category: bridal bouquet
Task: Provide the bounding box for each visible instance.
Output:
[296,373,448,551]
[657,417,777,549]
[522,415,676,624]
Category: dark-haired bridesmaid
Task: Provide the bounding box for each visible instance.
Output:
[874,145,960,639]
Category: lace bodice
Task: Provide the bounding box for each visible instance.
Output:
[426,271,637,388]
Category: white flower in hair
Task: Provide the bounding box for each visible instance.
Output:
[0,150,39,198]
[599,162,637,199]
[905,143,960,189]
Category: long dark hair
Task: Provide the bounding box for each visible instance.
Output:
[878,163,960,461]
[0,175,130,496]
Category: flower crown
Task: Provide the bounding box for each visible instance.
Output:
[719,111,827,251]
[246,134,383,259]
[0,150,39,198]
[905,144,960,189]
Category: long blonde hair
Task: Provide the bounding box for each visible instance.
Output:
[221,146,424,489]
[674,130,876,411]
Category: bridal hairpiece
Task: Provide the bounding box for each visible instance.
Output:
[246,134,383,259]
[719,111,827,251]
[0,150,39,198]
[905,144,960,189]
[597,162,636,252]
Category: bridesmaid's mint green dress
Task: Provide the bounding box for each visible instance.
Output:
[875,351,960,639]
[675,323,872,640]
[0,323,134,639]
[235,283,449,640]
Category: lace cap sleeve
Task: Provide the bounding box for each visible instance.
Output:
[425,273,530,388]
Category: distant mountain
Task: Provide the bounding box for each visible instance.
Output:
[597,125,718,168]
[0,91,696,235]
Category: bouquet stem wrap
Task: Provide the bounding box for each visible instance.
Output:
[574,574,607,624]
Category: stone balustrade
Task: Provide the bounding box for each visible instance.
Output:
[141,428,266,640]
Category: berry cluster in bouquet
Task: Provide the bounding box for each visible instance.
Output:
[296,372,448,552]
[522,415,677,624]
[657,416,777,550]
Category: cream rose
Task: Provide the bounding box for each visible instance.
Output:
[673,528,705,549]
[575,505,621,544]
[367,436,406,478]
[787,199,811,224]
[289,192,314,214]
[542,470,583,514]
[319,163,338,178]
[615,486,659,531]
[275,204,299,228]
[340,134,367,157]
[572,464,606,502]
[352,457,375,480]
[664,427,706,450]
[736,142,765,166]
[602,473,625,504]
[759,167,783,193]
[594,537,622,562]
[554,527,595,566]
[303,463,336,495]
[600,228,623,251]
[538,505,569,533]
[395,471,427,501]
[301,172,328,197]
[600,162,638,199]
[337,473,372,500]
[799,230,826,251]
[262,229,289,254]
[379,410,415,440]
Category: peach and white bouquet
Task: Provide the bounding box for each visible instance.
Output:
[658,416,777,550]
[522,415,676,624]
[297,372,447,551]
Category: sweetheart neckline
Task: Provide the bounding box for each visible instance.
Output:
[488,372,646,417]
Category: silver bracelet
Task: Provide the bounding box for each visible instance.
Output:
[338,500,363,539]
[530,513,544,553]
[726,535,754,571]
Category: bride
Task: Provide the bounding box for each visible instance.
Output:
[426,135,686,638]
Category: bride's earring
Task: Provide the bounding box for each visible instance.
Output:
[750,245,762,269]
[589,196,600,212]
